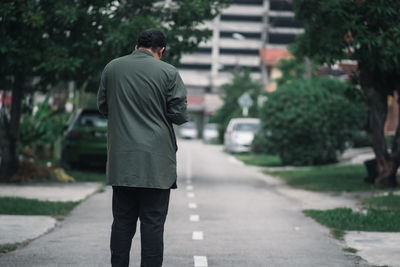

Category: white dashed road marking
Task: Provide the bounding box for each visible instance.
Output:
[189,214,200,222]
[192,231,204,240]
[186,185,194,191]
[194,256,208,267]
[185,152,205,265]
[188,203,197,209]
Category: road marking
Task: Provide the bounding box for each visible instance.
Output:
[190,214,200,222]
[192,231,203,240]
[186,185,194,191]
[187,192,195,198]
[194,256,208,267]
[188,203,197,209]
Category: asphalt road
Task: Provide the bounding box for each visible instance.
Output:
[0,140,364,267]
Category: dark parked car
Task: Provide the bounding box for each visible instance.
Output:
[61,109,107,169]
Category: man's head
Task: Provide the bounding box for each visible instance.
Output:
[135,29,166,60]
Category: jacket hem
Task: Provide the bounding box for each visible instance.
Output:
[107,180,177,190]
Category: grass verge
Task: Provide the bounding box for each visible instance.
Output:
[0,242,21,256]
[330,228,346,240]
[304,207,400,232]
[67,170,106,183]
[265,164,380,192]
[235,154,282,167]
[343,247,358,253]
[362,193,400,209]
[0,197,80,218]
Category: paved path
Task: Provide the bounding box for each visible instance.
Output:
[346,231,400,267]
[0,182,101,202]
[0,182,102,246]
[0,141,369,266]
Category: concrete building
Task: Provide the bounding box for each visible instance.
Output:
[176,0,303,134]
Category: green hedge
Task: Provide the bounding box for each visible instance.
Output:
[258,77,366,166]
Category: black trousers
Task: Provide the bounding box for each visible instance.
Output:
[110,186,171,267]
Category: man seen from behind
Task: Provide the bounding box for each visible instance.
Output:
[97,28,188,267]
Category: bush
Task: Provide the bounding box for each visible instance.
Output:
[258,77,366,166]
[349,130,371,148]
[251,131,271,154]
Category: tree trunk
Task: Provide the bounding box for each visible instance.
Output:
[0,77,24,181]
[364,71,398,187]
[388,85,400,186]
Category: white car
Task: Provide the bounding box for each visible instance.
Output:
[179,122,198,139]
[224,118,260,153]
[202,123,219,143]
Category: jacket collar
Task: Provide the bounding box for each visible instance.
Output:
[132,49,154,57]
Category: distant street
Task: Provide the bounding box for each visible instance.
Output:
[0,140,362,267]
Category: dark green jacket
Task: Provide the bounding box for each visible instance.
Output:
[97,49,188,189]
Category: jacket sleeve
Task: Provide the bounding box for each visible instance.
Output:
[167,71,188,125]
[97,67,108,118]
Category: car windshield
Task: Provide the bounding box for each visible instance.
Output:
[233,122,259,132]
[205,124,217,130]
[79,113,107,127]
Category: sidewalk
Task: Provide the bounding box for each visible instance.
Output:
[254,147,400,267]
[338,147,375,165]
[0,182,102,247]
[0,187,112,266]
[259,171,400,267]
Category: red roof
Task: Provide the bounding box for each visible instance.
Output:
[187,96,204,105]
[260,49,291,66]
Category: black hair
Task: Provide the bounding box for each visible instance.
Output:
[136,29,167,53]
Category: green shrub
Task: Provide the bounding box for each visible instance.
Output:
[258,77,366,166]
[251,131,271,154]
[349,130,371,148]
[20,94,69,147]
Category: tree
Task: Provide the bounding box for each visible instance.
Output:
[292,0,400,186]
[0,0,229,181]
[210,70,262,142]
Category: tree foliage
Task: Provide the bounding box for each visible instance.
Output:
[258,77,366,166]
[0,0,229,91]
[292,0,400,185]
[293,0,400,77]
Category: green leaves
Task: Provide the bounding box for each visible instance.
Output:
[258,77,366,166]
[1,0,228,92]
[19,93,68,146]
[292,0,400,77]
[54,4,78,25]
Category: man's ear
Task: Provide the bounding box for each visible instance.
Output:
[134,45,138,50]
[159,47,165,57]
